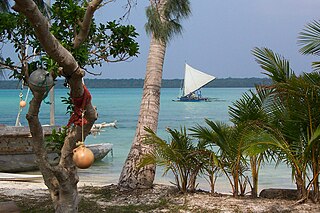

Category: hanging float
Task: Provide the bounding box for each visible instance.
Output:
[73,142,95,169]
[28,68,54,93]
[15,80,30,126]
[67,84,95,169]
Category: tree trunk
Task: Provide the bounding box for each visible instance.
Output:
[13,1,98,212]
[295,173,307,200]
[118,36,166,189]
[233,172,239,197]
[311,148,319,202]
[250,156,258,198]
[209,173,215,194]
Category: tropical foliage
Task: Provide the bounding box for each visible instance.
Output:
[141,127,200,193]
[2,0,139,211]
[0,0,139,81]
[252,47,320,202]
[142,21,320,202]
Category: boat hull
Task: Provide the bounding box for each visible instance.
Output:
[173,97,211,102]
[0,153,59,172]
[0,144,113,172]
[0,125,113,172]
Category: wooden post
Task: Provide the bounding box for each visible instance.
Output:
[49,86,55,126]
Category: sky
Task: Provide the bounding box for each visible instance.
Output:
[93,0,320,79]
[2,0,320,79]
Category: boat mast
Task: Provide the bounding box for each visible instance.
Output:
[50,87,55,125]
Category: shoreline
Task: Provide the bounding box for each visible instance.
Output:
[1,179,320,212]
[0,167,297,196]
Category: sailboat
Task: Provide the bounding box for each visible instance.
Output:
[173,64,215,102]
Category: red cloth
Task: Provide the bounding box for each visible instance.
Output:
[67,85,92,127]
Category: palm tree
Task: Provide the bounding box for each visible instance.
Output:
[299,20,320,71]
[228,89,272,198]
[252,47,320,201]
[140,127,200,193]
[118,0,191,189]
[191,120,249,197]
[190,127,222,194]
[298,20,320,202]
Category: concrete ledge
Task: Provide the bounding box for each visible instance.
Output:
[0,201,20,213]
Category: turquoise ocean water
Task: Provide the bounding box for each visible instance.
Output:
[0,87,295,193]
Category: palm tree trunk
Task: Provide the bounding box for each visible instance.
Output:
[250,156,258,198]
[295,173,307,200]
[312,148,319,202]
[234,173,239,197]
[209,173,215,194]
[118,36,166,189]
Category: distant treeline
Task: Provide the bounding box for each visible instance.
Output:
[0,77,272,89]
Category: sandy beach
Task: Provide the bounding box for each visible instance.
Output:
[1,176,320,212]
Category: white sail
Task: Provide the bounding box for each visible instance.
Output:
[183,64,215,96]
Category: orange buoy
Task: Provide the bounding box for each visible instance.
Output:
[72,145,94,169]
[19,100,27,108]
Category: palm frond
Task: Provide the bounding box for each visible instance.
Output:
[311,61,320,72]
[229,90,267,125]
[165,0,191,20]
[298,20,320,56]
[252,47,294,83]
[306,124,320,152]
[145,0,191,43]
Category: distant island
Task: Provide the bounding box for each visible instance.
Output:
[0,78,271,89]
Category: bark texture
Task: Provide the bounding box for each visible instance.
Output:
[13,0,99,212]
[118,36,167,189]
[73,0,102,48]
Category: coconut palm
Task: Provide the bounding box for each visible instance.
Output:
[252,47,320,201]
[191,120,249,197]
[118,0,191,189]
[298,20,320,202]
[140,127,200,193]
[228,89,272,198]
[299,20,320,71]
[190,127,222,194]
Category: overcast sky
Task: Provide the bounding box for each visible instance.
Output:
[92,0,320,79]
[3,0,320,80]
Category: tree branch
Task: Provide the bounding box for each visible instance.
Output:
[0,61,21,72]
[73,0,103,48]
[12,0,81,79]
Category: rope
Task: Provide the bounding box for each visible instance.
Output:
[15,80,30,126]
[75,110,86,147]
[81,110,85,142]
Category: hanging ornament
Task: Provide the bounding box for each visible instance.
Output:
[19,100,27,108]
[28,68,54,93]
[73,142,94,169]
[72,109,94,169]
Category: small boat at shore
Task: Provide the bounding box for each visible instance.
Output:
[0,125,113,172]
[173,64,216,102]
[0,172,43,181]
[90,120,117,136]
